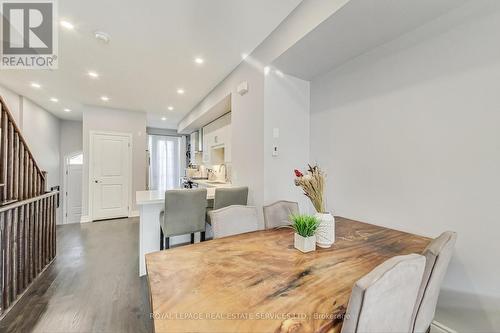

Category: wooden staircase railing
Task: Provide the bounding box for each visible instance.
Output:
[0,96,58,319]
[0,96,47,206]
[0,191,58,318]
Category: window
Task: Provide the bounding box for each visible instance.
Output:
[148,135,181,191]
[68,153,83,165]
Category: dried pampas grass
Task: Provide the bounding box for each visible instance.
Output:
[294,164,325,213]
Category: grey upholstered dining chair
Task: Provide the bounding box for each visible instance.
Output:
[160,188,207,250]
[263,200,299,229]
[341,254,426,333]
[209,205,259,239]
[206,186,248,225]
[412,231,457,333]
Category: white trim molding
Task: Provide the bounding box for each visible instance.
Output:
[432,320,457,333]
[129,210,139,218]
[80,215,92,223]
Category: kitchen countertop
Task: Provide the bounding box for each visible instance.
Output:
[191,179,232,188]
[136,181,232,205]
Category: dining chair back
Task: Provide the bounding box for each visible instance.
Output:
[341,254,426,333]
[206,186,248,225]
[263,200,299,229]
[209,205,259,239]
[213,186,248,209]
[412,231,457,333]
[160,188,207,249]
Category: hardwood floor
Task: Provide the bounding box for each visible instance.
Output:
[0,217,152,333]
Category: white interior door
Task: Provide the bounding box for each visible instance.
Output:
[91,133,131,220]
[65,154,83,224]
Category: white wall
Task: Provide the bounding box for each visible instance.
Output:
[264,71,310,213]
[22,98,61,191]
[310,2,500,331]
[82,107,147,220]
[0,85,21,124]
[60,120,83,160]
[60,120,83,224]
[178,0,349,225]
[177,58,266,228]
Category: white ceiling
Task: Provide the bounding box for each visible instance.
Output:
[0,0,302,128]
[273,0,469,80]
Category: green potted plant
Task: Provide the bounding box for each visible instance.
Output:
[294,164,335,248]
[290,214,320,253]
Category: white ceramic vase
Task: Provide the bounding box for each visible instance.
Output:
[294,233,316,253]
[315,212,335,248]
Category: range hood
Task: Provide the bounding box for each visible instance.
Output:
[192,128,203,152]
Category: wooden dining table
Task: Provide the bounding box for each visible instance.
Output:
[145,217,430,333]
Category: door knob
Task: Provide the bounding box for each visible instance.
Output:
[94,180,101,183]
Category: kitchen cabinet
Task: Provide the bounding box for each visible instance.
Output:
[202,113,231,164]
[224,125,231,163]
[202,133,211,163]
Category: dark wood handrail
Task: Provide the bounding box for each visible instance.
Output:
[0,190,58,212]
[0,95,46,205]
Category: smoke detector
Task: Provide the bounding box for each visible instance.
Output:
[94,31,111,44]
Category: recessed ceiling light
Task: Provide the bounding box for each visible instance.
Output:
[50,97,59,102]
[177,89,185,95]
[161,117,167,121]
[60,20,74,30]
[94,31,111,44]
[167,106,174,111]
[30,82,41,89]
[87,71,99,78]
[101,96,110,101]
[194,57,204,64]
[64,108,71,112]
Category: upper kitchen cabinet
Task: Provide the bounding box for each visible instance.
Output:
[202,112,231,164]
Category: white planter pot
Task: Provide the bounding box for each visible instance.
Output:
[315,212,335,248]
[294,233,316,253]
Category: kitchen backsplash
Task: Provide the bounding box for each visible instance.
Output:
[186,163,231,182]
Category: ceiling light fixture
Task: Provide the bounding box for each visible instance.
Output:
[177,89,185,95]
[50,97,59,102]
[161,117,167,121]
[194,57,204,64]
[87,71,99,78]
[30,82,41,89]
[60,20,75,30]
[94,31,111,44]
[167,106,174,111]
[64,108,71,112]
[101,96,110,101]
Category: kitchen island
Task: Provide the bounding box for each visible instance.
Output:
[136,181,232,276]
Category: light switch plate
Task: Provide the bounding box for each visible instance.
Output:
[273,128,279,138]
[272,145,279,157]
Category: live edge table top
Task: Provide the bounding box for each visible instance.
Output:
[146,217,430,333]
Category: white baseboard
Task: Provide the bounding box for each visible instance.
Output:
[80,215,92,223]
[129,210,139,218]
[432,320,457,333]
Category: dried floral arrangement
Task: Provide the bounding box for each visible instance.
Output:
[294,164,326,213]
